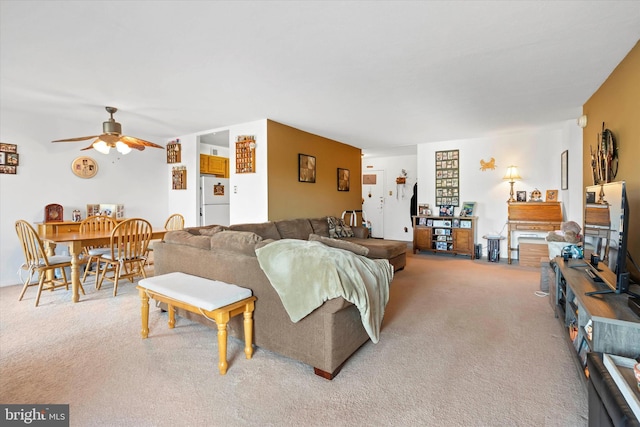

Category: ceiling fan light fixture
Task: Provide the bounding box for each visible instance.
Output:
[94,140,111,154]
[116,140,132,155]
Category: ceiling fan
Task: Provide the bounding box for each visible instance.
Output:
[52,106,164,155]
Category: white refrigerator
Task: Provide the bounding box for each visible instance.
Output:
[200,176,230,226]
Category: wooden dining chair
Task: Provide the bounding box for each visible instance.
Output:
[97,218,152,296]
[15,220,85,307]
[146,213,184,267]
[80,215,117,286]
[164,213,185,230]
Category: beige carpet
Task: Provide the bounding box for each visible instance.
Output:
[0,252,587,426]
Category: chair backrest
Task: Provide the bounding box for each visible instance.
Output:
[164,213,185,230]
[80,215,117,233]
[109,218,153,261]
[15,220,49,268]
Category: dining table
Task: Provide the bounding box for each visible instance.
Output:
[39,228,168,303]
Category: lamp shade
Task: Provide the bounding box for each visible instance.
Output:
[503,165,521,181]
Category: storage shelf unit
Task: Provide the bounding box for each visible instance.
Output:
[552,257,640,382]
[412,215,477,259]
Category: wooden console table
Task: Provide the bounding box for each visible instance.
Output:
[507,202,562,264]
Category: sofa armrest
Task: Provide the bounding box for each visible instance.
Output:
[352,226,369,239]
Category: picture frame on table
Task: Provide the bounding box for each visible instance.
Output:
[418,217,427,226]
[586,191,596,204]
[546,189,558,202]
[459,201,476,217]
[439,205,454,217]
[460,220,472,229]
[452,218,460,228]
[516,191,527,202]
[426,219,433,227]
[298,153,316,183]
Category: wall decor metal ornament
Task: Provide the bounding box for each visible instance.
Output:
[435,149,460,207]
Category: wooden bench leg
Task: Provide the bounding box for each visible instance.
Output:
[139,288,149,339]
[217,321,228,375]
[167,304,175,329]
[243,301,255,359]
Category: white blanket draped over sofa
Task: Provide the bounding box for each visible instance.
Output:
[256,239,393,343]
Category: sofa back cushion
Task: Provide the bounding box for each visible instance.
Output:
[229,222,281,240]
[164,230,212,250]
[309,234,369,256]
[309,217,330,237]
[274,218,314,240]
[199,225,229,236]
[210,231,263,256]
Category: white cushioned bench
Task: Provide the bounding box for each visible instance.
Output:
[137,272,256,375]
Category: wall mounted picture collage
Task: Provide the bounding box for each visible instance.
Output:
[435,149,459,207]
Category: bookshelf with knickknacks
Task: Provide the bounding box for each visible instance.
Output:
[412,214,477,259]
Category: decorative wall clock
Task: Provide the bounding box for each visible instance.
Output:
[45,204,64,222]
[71,156,98,178]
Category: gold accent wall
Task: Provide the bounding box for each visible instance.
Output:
[266,120,362,221]
[583,40,640,265]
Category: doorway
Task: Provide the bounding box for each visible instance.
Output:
[362,170,385,238]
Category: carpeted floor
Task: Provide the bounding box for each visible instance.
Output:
[0,251,587,426]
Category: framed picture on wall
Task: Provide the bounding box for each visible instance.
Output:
[298,153,316,183]
[337,168,350,191]
[561,150,568,190]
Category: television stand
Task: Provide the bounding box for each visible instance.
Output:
[551,256,640,383]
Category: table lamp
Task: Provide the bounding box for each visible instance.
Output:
[503,165,521,202]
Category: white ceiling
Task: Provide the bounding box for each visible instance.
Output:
[1,1,639,157]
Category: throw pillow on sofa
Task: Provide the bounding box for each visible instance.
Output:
[309,234,369,256]
[327,216,355,238]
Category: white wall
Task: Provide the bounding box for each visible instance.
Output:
[415,120,583,259]
[0,109,167,287]
[170,119,269,227]
[361,154,417,241]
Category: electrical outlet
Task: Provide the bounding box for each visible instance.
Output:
[389,190,393,196]
[233,186,238,194]
[404,227,408,232]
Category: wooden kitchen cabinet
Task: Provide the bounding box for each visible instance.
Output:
[200,154,229,177]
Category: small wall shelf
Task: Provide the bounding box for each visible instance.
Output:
[172,166,187,190]
[166,142,181,164]
[235,135,256,173]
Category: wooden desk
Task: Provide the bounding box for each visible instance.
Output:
[507,202,562,264]
[40,228,167,303]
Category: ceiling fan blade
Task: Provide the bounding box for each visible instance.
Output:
[120,135,164,149]
[52,135,99,142]
[80,139,100,151]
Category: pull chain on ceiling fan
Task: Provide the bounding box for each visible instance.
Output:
[52,106,164,155]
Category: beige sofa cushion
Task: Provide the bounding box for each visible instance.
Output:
[229,222,281,240]
[275,218,314,240]
[164,230,211,250]
[199,225,229,236]
[210,231,263,256]
[309,217,330,237]
[309,234,369,256]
